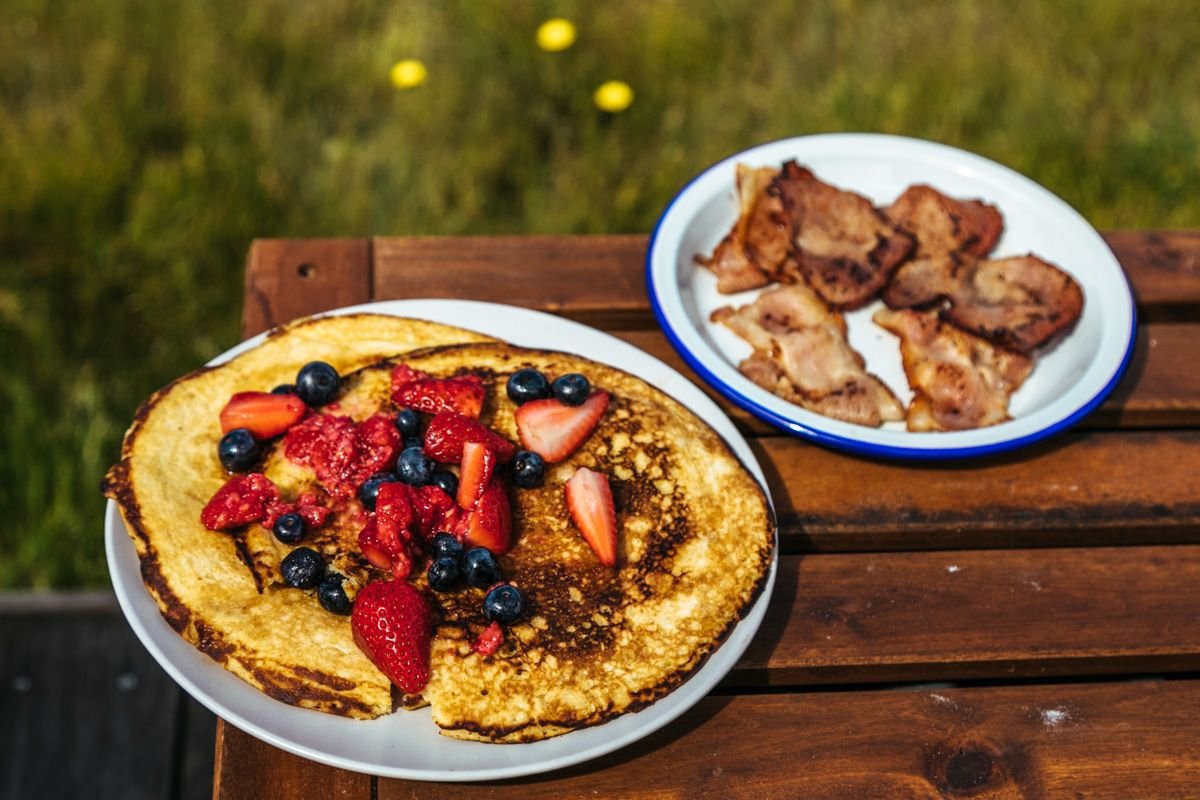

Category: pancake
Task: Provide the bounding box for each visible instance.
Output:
[102,313,497,717]
[103,315,775,742]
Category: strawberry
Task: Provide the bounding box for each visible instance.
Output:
[471,621,505,656]
[412,484,464,541]
[457,477,513,554]
[219,392,307,439]
[374,482,416,556]
[200,473,280,530]
[351,579,431,694]
[457,442,498,508]
[357,521,396,571]
[392,370,486,419]
[514,390,609,463]
[423,411,515,463]
[564,467,618,566]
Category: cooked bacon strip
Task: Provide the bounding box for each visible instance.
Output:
[886,184,1004,260]
[712,285,904,427]
[873,308,1033,432]
[769,161,914,309]
[695,165,791,294]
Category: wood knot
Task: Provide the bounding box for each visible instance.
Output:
[946,749,993,792]
[925,739,1029,797]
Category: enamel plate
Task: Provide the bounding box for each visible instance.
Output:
[105,300,777,781]
[646,133,1136,458]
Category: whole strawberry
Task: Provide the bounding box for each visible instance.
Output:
[351,579,432,694]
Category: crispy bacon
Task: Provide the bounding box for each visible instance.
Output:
[886,184,1004,260]
[712,285,904,428]
[695,165,777,294]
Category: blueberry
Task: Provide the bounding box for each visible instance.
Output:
[358,471,399,511]
[280,547,325,589]
[395,445,434,486]
[317,573,353,615]
[506,368,551,405]
[404,436,424,451]
[462,547,501,589]
[511,450,545,488]
[427,557,461,592]
[551,373,590,406]
[430,470,459,498]
[394,408,421,439]
[218,428,260,472]
[430,532,463,561]
[272,512,305,544]
[295,361,341,406]
[271,383,296,395]
[483,584,526,624]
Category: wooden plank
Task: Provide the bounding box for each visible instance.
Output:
[242,238,372,337]
[178,694,218,800]
[371,231,1200,325]
[213,721,372,800]
[616,323,1200,433]
[738,545,1200,685]
[762,430,1200,552]
[0,596,180,800]
[376,680,1200,799]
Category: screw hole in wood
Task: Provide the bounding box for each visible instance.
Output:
[297,262,317,279]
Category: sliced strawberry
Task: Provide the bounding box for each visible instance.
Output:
[514,390,609,463]
[423,411,515,463]
[357,521,395,571]
[564,467,618,566]
[374,482,416,556]
[471,621,505,656]
[394,374,486,419]
[412,484,463,542]
[200,473,280,530]
[457,442,498,508]
[457,477,512,554]
[352,579,431,694]
[219,392,307,439]
[390,363,432,396]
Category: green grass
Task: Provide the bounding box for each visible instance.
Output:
[2,0,1198,588]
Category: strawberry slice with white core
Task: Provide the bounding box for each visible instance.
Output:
[515,390,609,463]
[564,467,618,566]
[457,477,513,554]
[457,441,498,508]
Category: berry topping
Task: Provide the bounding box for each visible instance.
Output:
[506,368,551,405]
[317,573,353,615]
[272,512,305,544]
[271,384,297,395]
[264,492,331,532]
[358,471,399,511]
[200,474,280,530]
[514,390,609,463]
[219,392,307,440]
[412,484,464,542]
[280,547,325,589]
[295,361,341,407]
[565,467,618,566]
[461,547,502,589]
[394,408,421,439]
[430,470,459,499]
[218,428,261,472]
[430,532,463,561]
[423,411,515,463]
[471,621,505,656]
[358,522,397,572]
[483,584,526,624]
[391,365,485,420]
[552,373,591,406]
[352,579,432,695]
[395,445,434,486]
[284,413,402,501]
[510,450,546,488]
[458,478,512,554]
[457,441,498,508]
[427,556,461,592]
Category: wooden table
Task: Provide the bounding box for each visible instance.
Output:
[215,233,1200,798]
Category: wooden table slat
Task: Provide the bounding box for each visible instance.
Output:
[242,238,372,337]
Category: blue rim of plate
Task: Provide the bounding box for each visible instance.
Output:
[645,133,1138,461]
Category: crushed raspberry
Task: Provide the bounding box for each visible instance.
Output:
[471,621,505,656]
[284,412,401,500]
[201,474,280,530]
[263,491,333,531]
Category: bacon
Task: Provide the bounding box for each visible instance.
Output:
[695,165,785,294]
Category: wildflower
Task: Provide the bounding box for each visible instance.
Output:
[389,59,427,90]
[593,80,634,113]
[536,18,576,52]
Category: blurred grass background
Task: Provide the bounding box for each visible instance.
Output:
[2,0,1198,588]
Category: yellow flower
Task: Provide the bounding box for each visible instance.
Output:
[389,59,427,90]
[593,80,634,113]
[536,18,576,52]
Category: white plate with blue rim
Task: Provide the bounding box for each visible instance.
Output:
[645,133,1137,459]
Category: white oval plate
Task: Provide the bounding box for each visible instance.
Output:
[646,133,1136,459]
[105,299,777,781]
